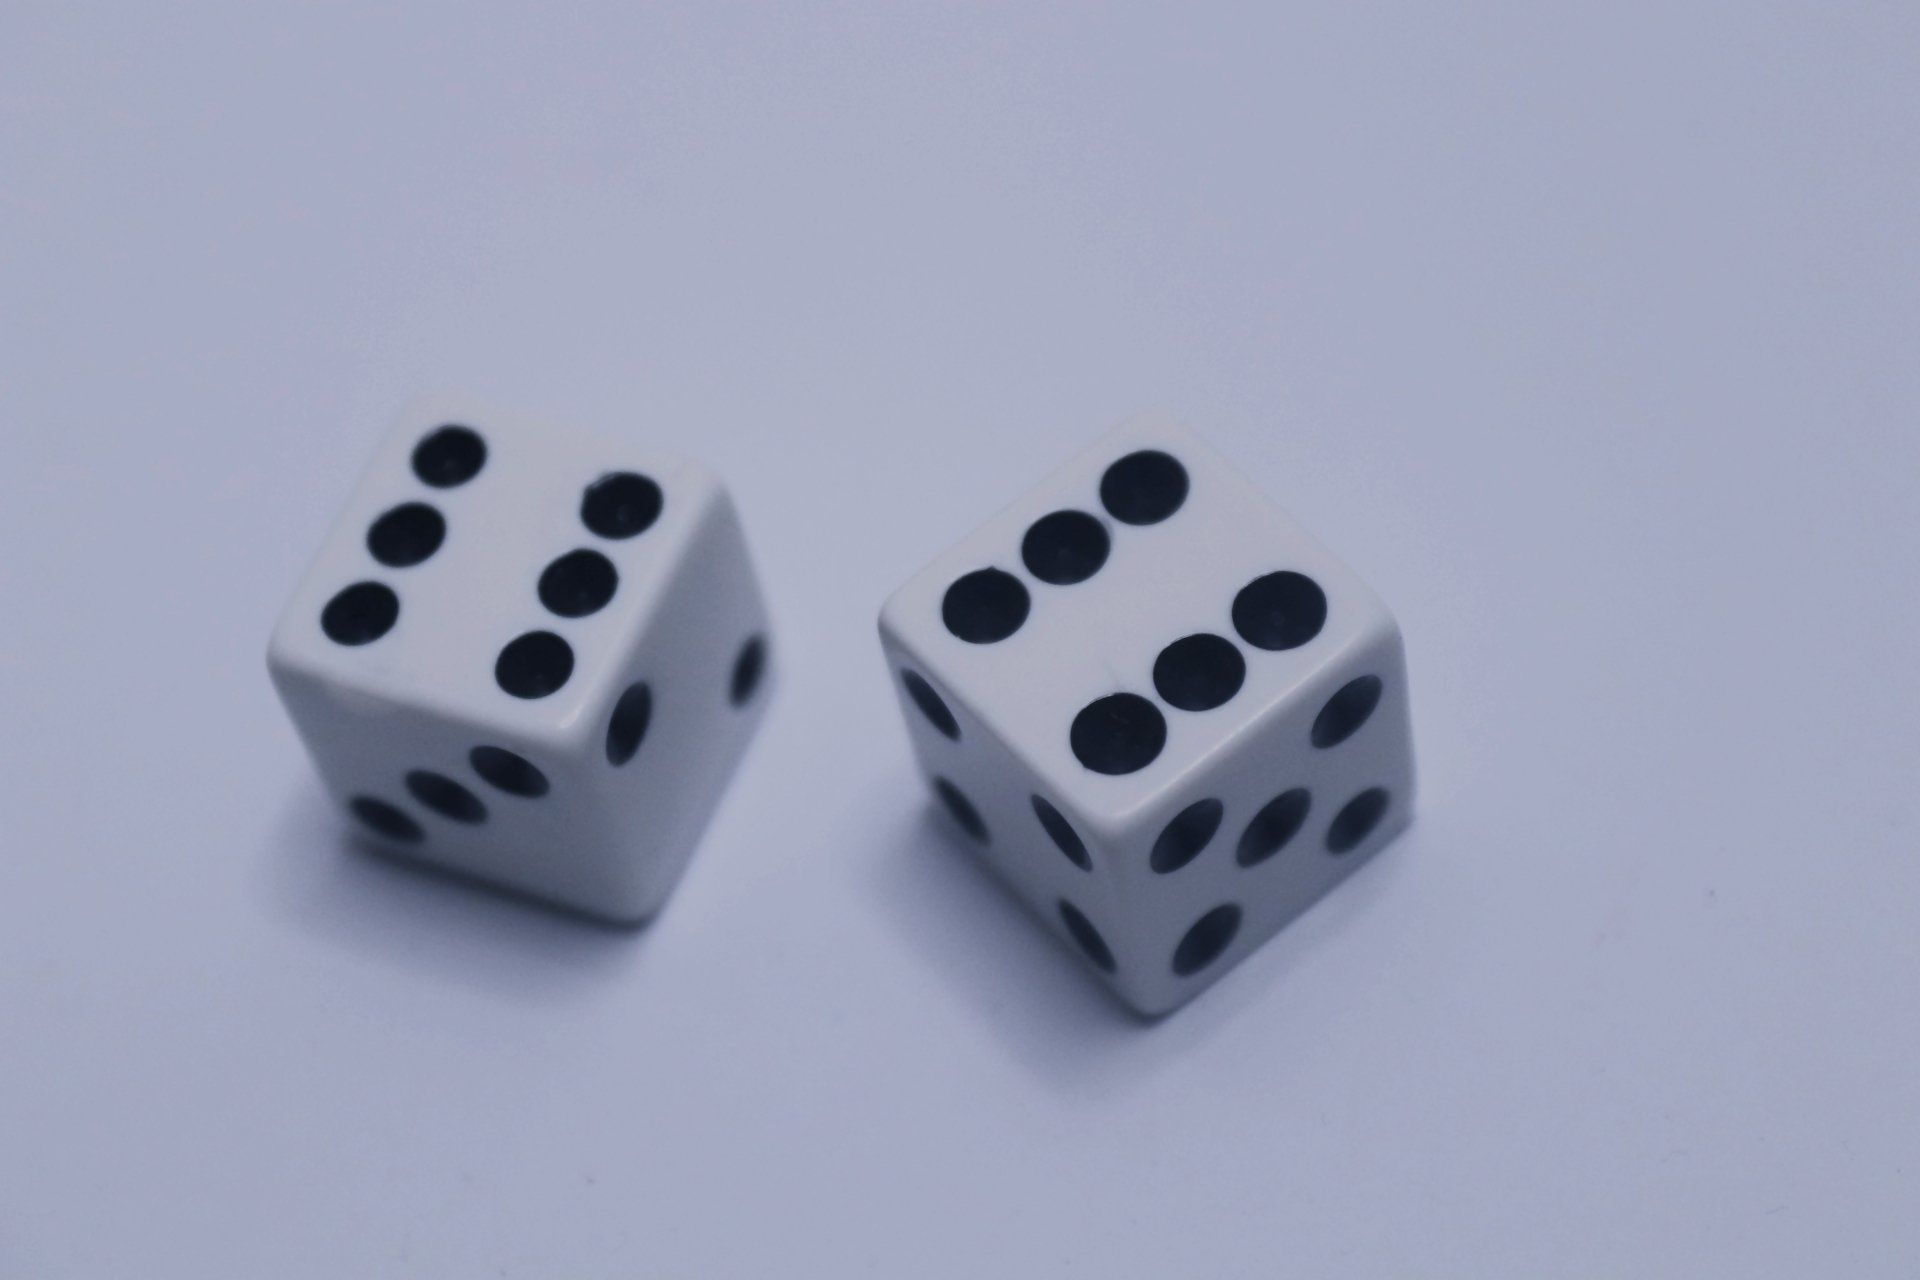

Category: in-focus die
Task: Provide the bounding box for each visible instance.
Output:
[269,398,773,922]
[878,417,1414,1014]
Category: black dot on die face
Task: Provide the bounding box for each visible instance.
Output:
[933,777,989,844]
[941,568,1030,644]
[1313,675,1384,748]
[1236,788,1312,867]
[349,796,423,843]
[1150,798,1225,874]
[412,425,487,489]
[538,549,619,618]
[1327,787,1391,855]
[366,502,446,568]
[405,770,487,824]
[1070,693,1167,775]
[606,682,653,766]
[1031,795,1091,871]
[1172,904,1242,977]
[1100,450,1189,525]
[1021,510,1111,585]
[1058,900,1117,974]
[1232,571,1328,651]
[580,472,664,540]
[321,582,399,646]
[730,636,768,707]
[1152,633,1246,712]
[469,746,550,798]
[902,671,959,740]
[495,631,575,699]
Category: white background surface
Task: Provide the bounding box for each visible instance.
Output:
[2,5,1916,1276]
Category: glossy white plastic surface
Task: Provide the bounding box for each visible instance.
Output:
[269,398,772,921]
[881,417,1415,1013]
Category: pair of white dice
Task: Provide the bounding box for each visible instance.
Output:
[270,402,1413,1015]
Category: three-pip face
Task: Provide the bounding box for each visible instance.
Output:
[269,398,773,922]
[878,415,1415,1015]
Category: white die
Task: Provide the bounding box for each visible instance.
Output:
[878,416,1414,1015]
[268,398,772,922]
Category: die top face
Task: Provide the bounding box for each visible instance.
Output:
[880,416,1400,836]
[269,398,720,748]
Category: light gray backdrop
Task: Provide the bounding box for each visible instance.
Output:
[2,4,1916,1276]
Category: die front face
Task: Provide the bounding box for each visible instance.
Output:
[269,398,772,921]
[879,417,1414,1014]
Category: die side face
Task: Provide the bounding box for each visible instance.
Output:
[886,642,1415,1015]
[268,398,773,921]
[1094,628,1414,1013]
[568,488,775,915]
[879,417,1415,1014]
